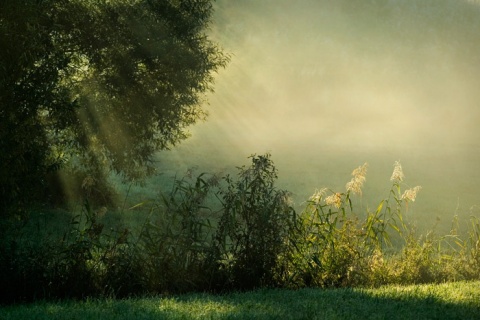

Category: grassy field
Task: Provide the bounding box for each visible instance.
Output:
[2,281,479,320]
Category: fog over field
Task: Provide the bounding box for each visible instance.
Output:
[149,0,480,232]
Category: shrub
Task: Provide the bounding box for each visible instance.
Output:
[137,171,221,293]
[287,161,424,288]
[213,154,296,290]
[0,201,139,303]
[288,183,368,287]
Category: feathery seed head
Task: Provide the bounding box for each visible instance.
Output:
[401,186,422,202]
[346,163,368,195]
[325,192,342,208]
[310,188,327,205]
[390,161,405,182]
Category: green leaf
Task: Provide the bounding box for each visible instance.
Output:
[375,200,384,214]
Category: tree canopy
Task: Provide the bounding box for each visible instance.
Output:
[0,0,228,211]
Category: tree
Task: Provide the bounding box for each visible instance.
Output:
[0,0,228,212]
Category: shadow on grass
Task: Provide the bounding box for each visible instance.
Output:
[2,282,479,320]
[154,284,480,320]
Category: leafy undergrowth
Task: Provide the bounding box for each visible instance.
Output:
[1,281,479,320]
[1,154,479,304]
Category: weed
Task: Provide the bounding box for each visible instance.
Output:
[213,154,296,290]
[137,171,220,293]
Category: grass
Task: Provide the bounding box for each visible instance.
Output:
[2,281,479,320]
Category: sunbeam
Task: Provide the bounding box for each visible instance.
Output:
[152,0,480,234]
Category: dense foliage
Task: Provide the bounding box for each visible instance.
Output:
[0,0,227,212]
[1,155,479,304]
[213,155,296,289]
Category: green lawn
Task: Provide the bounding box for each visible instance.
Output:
[2,281,479,320]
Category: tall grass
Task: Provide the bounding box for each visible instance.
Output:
[1,154,479,304]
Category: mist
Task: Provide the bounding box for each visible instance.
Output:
[153,0,480,233]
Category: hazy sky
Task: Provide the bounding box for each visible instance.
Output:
[205,0,480,146]
[158,0,480,231]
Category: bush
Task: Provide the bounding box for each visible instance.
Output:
[287,162,421,288]
[137,171,220,293]
[0,202,137,303]
[213,154,296,290]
